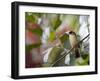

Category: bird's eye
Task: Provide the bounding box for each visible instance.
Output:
[69,31,73,34]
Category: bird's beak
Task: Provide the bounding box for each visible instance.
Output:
[65,32,69,35]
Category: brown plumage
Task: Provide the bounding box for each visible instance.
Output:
[66,31,80,58]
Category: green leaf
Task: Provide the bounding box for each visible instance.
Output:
[47,46,64,65]
[82,54,89,59]
[53,16,61,30]
[26,43,41,52]
[60,34,69,43]
[75,54,89,65]
[25,12,38,23]
[49,14,61,30]
[29,28,43,36]
[48,32,56,42]
[82,54,89,64]
[59,33,71,49]
[54,53,67,66]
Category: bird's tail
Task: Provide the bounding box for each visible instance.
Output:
[75,48,80,58]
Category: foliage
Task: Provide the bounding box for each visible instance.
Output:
[25,12,90,68]
[28,28,43,36]
[48,31,56,42]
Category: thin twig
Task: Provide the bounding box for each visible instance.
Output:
[50,34,90,66]
[79,34,90,43]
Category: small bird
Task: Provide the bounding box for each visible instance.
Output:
[66,31,80,58]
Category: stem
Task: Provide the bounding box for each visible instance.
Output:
[50,34,90,66]
[79,34,90,43]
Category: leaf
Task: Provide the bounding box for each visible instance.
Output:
[59,34,70,49]
[26,43,41,52]
[25,12,38,23]
[48,14,61,30]
[29,28,43,36]
[75,54,89,65]
[54,53,67,66]
[60,34,69,43]
[53,16,61,30]
[48,32,56,42]
[82,54,89,59]
[47,46,64,65]
[82,54,89,64]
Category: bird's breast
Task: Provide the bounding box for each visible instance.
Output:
[69,35,78,48]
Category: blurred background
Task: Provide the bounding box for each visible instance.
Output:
[25,12,90,68]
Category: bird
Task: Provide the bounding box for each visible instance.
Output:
[66,31,80,58]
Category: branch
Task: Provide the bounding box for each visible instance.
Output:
[50,34,90,66]
[79,34,90,43]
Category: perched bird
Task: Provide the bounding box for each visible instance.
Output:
[66,31,80,58]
